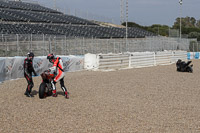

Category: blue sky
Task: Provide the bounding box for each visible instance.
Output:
[38,0,200,27]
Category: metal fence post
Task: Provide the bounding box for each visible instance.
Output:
[95,37,98,54]
[114,39,116,53]
[68,38,71,55]
[31,34,32,52]
[2,34,4,56]
[193,42,194,52]
[5,36,7,56]
[65,36,67,55]
[43,34,45,56]
[54,36,57,54]
[82,37,84,55]
[92,36,94,54]
[17,34,19,56]
[107,39,108,54]
[62,38,64,55]
[49,36,51,54]
[75,37,77,55]
[150,38,152,51]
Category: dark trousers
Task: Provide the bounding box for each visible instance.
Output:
[24,73,34,93]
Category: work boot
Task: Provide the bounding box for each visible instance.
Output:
[52,90,57,97]
[24,91,33,97]
[64,91,69,99]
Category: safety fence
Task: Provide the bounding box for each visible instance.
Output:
[0,34,195,57]
[84,51,187,70]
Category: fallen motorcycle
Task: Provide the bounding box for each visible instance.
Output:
[39,70,55,99]
[176,59,193,73]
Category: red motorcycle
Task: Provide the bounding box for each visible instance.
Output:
[39,70,55,99]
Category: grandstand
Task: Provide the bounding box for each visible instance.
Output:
[0,0,155,38]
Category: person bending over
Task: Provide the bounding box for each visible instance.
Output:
[47,53,69,99]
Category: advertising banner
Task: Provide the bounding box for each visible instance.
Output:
[0,56,84,83]
[0,58,5,82]
[195,52,200,59]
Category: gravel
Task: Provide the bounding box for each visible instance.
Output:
[1,60,200,133]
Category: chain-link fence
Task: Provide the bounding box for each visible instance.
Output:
[189,41,200,52]
[0,34,197,57]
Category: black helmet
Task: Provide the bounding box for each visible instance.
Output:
[27,52,34,60]
[47,53,55,63]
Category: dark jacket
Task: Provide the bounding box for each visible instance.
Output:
[24,58,36,76]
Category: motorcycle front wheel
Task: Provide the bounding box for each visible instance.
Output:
[39,82,47,99]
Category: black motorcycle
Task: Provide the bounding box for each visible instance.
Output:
[176,59,193,73]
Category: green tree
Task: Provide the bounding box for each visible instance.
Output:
[188,32,200,40]
[121,22,142,28]
[196,20,200,28]
[173,16,197,28]
[121,17,200,40]
[190,17,196,27]
[173,18,180,29]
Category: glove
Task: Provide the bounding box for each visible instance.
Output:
[44,69,51,74]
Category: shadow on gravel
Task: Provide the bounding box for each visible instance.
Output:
[57,91,70,96]
[30,90,69,98]
[57,91,64,96]
[32,90,38,96]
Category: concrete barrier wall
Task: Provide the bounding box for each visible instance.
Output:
[130,52,155,68]
[130,51,187,68]
[84,51,188,70]
[98,54,129,69]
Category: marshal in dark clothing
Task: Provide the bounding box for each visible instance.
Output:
[24,52,37,97]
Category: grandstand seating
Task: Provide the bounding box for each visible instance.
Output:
[0,0,156,38]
